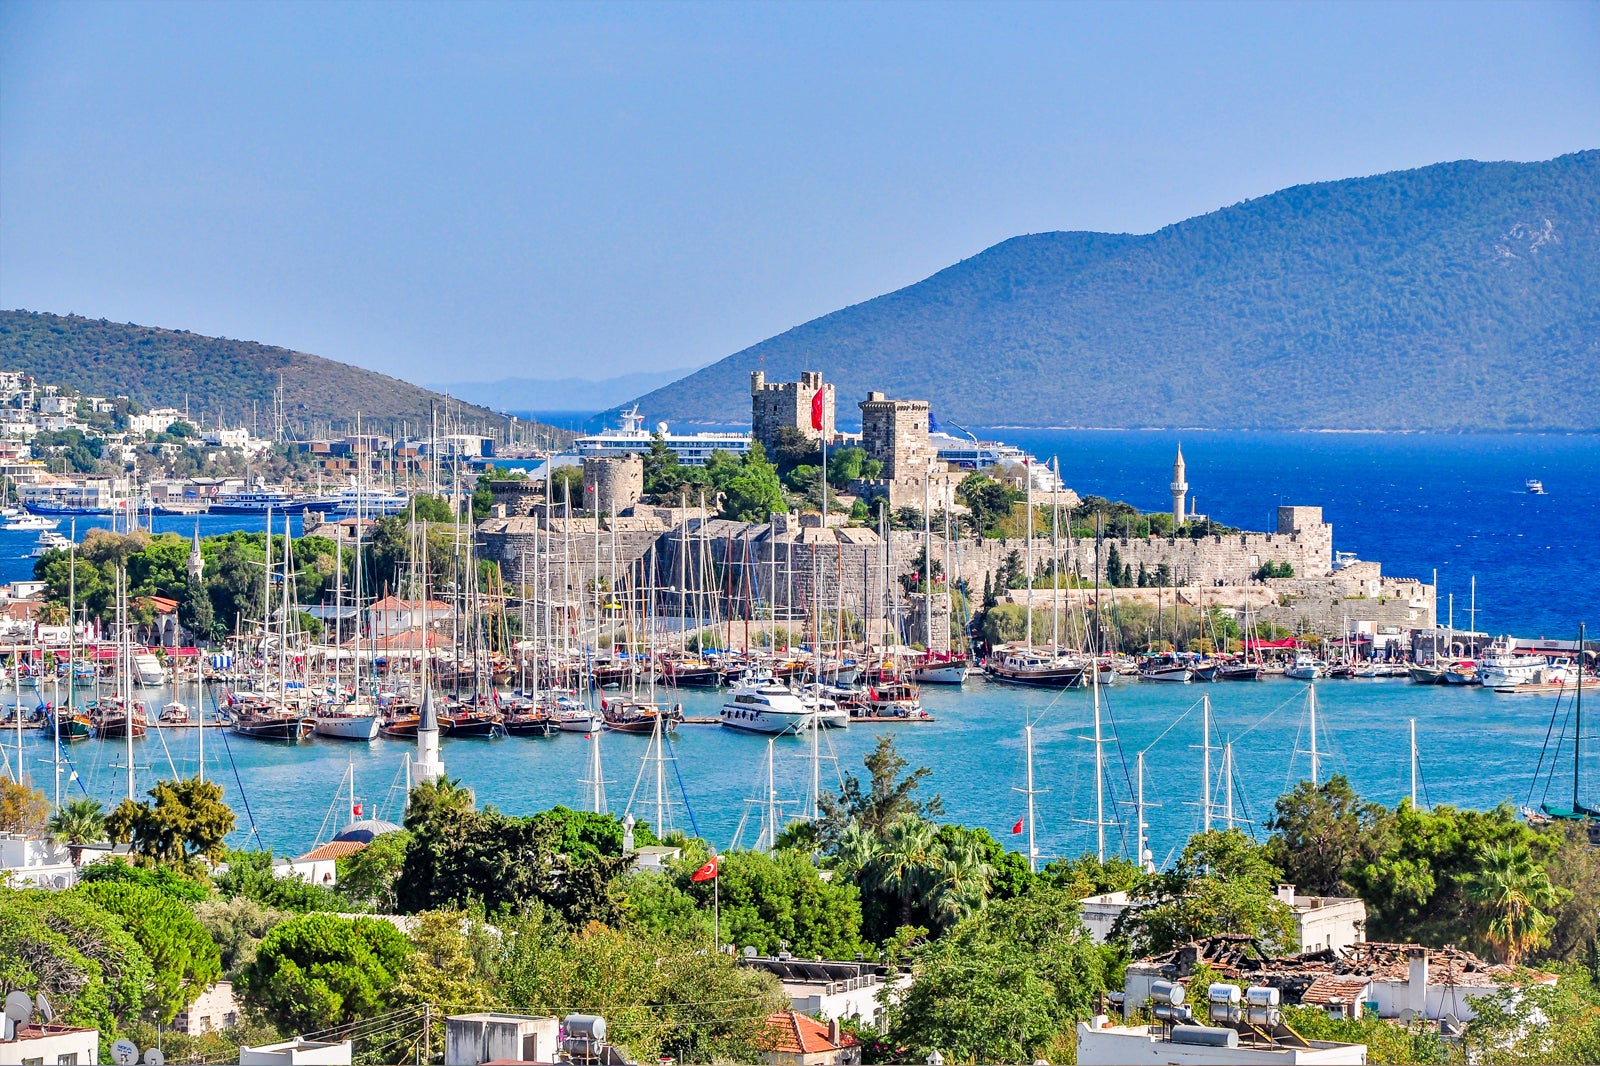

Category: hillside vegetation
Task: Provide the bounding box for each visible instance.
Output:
[0,311,574,444]
[630,151,1600,432]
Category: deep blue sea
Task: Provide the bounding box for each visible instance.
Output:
[6,431,1598,864]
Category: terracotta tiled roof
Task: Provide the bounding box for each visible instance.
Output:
[1300,974,1373,1005]
[760,1011,857,1056]
[296,840,368,862]
[369,595,452,612]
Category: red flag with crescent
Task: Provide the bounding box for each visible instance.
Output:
[691,856,719,882]
[810,389,824,431]
[1012,817,1024,835]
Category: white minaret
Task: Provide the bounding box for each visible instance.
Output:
[415,684,444,785]
[1170,444,1188,528]
[187,521,205,582]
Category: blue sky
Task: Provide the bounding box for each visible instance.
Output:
[2,1,1596,385]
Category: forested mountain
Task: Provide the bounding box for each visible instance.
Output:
[0,311,574,444]
[629,151,1600,432]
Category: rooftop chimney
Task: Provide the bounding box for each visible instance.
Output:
[1407,947,1429,1016]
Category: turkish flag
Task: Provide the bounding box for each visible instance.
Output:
[691,857,719,882]
[353,803,362,817]
[810,389,824,431]
[1012,817,1024,835]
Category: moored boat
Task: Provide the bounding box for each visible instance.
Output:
[314,704,382,740]
[232,709,315,741]
[1284,652,1324,681]
[721,675,813,735]
[985,647,1087,687]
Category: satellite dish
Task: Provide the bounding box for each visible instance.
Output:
[1441,1013,1464,1038]
[35,994,54,1024]
[145,1048,166,1066]
[1398,1007,1415,1024]
[111,1039,140,1065]
[3,990,33,1023]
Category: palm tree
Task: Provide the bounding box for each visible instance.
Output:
[833,822,881,881]
[872,814,938,927]
[404,775,476,829]
[1463,842,1565,965]
[48,797,106,866]
[927,833,996,931]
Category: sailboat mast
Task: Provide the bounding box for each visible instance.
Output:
[923,477,933,652]
[1051,462,1060,653]
[679,489,689,654]
[1024,460,1033,649]
[1136,751,1149,872]
[1201,694,1212,833]
[1223,743,1236,830]
[1308,684,1320,785]
[1094,647,1105,861]
[1409,718,1418,806]
[122,566,134,801]
[652,704,665,838]
[1575,622,1585,812]
[1025,722,1037,871]
[765,737,778,850]
[590,728,606,813]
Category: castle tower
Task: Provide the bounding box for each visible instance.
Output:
[1170,445,1188,528]
[186,522,205,582]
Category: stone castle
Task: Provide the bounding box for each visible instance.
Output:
[472,371,1433,644]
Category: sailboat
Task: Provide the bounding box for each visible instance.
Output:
[1525,624,1600,844]
[316,457,380,741]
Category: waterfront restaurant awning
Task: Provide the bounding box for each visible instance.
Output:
[1244,637,1300,650]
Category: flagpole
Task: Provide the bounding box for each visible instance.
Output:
[713,852,720,952]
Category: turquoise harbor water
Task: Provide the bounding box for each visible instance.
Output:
[22,675,1584,864]
[5,430,1597,861]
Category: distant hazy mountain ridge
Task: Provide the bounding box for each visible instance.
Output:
[0,311,574,443]
[629,151,1600,432]
[431,368,700,415]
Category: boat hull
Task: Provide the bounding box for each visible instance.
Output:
[912,662,971,685]
[233,716,315,741]
[719,708,812,734]
[314,713,381,740]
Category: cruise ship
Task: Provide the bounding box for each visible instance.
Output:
[573,408,751,467]
[928,415,1061,492]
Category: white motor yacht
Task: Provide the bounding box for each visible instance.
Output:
[1284,652,1324,681]
[721,674,814,735]
[799,685,850,728]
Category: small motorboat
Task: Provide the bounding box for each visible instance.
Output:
[1526,479,1546,495]
[158,701,191,724]
[1284,652,1324,681]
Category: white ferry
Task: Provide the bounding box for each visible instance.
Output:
[1479,641,1561,689]
[575,407,750,467]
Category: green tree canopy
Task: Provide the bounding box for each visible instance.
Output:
[105,776,236,865]
[0,889,155,1035]
[1116,829,1296,955]
[78,881,223,1022]
[886,885,1111,1064]
[493,908,787,1066]
[239,912,412,1034]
